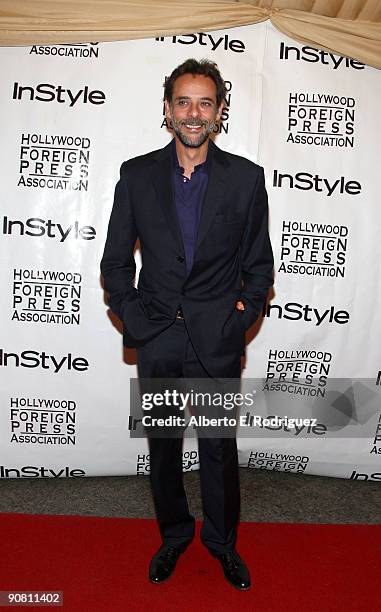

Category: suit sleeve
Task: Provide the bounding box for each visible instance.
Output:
[239,166,274,330]
[100,163,139,320]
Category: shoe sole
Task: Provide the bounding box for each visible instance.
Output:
[149,575,173,584]
[223,576,251,591]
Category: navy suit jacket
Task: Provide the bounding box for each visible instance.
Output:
[100,139,274,377]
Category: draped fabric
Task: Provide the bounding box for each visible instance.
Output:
[0,1,379,65]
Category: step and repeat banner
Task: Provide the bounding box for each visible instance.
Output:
[0,22,380,481]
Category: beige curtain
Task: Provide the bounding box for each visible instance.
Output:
[0,0,380,69]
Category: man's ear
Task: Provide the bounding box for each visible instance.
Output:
[164,98,171,120]
[216,101,224,122]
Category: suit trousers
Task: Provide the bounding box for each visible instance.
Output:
[136,317,241,555]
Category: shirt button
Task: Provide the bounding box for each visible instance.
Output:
[177,256,185,263]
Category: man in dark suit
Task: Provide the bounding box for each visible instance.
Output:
[101,59,273,591]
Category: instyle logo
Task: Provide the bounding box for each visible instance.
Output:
[156,32,245,53]
[18,133,90,191]
[30,43,99,58]
[12,82,106,106]
[9,396,76,446]
[248,451,309,472]
[350,470,381,481]
[272,170,361,197]
[278,221,349,279]
[0,349,89,373]
[263,302,350,325]
[12,268,82,325]
[279,42,364,70]
[2,217,96,242]
[287,92,355,148]
[0,465,85,478]
[242,412,327,436]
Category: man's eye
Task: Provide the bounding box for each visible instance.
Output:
[177,100,188,106]
[201,101,212,107]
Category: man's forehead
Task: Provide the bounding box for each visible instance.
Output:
[173,73,217,96]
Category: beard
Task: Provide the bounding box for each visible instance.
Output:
[170,112,216,148]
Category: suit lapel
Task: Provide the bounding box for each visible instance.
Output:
[151,139,230,260]
[194,140,230,254]
[151,142,185,255]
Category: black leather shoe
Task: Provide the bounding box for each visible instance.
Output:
[149,545,183,584]
[214,550,251,590]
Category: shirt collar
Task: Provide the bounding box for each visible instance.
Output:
[171,138,212,176]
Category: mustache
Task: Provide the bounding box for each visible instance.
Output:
[178,119,208,128]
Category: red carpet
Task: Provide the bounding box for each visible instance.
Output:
[0,514,380,611]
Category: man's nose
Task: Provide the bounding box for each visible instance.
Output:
[188,102,200,117]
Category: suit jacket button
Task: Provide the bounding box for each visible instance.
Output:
[177,256,185,263]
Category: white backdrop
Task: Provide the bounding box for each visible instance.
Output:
[0,22,380,481]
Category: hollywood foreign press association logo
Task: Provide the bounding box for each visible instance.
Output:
[248,450,309,473]
[136,453,150,475]
[264,348,333,398]
[11,268,82,325]
[369,376,381,455]
[287,91,355,148]
[9,396,77,446]
[278,220,349,279]
[136,450,199,475]
[161,78,233,135]
[18,133,90,191]
[29,42,99,59]
[182,450,199,471]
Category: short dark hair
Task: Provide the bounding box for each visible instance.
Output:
[164,58,227,107]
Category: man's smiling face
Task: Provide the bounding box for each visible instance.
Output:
[165,73,223,148]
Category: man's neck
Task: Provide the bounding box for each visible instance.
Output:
[175,138,209,179]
